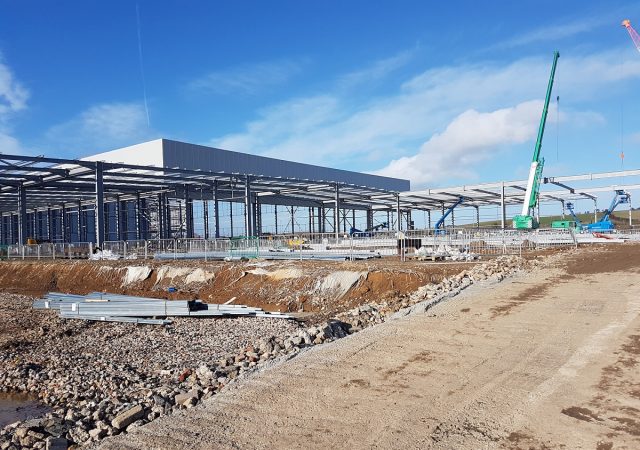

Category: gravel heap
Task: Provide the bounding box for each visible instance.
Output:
[0,255,534,449]
[0,300,300,449]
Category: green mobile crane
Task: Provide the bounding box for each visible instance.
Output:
[513,51,559,230]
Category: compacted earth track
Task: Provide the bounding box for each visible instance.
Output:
[97,245,640,449]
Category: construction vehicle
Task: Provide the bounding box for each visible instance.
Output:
[585,190,630,233]
[551,202,582,230]
[622,19,640,53]
[349,221,388,237]
[434,197,464,234]
[513,51,559,229]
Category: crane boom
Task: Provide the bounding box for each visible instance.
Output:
[513,51,559,230]
[622,19,640,53]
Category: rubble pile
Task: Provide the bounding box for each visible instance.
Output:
[0,255,534,449]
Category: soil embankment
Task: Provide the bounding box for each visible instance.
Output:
[0,259,484,320]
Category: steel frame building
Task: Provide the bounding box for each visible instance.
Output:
[0,138,638,246]
[0,140,411,246]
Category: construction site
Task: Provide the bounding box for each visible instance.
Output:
[2,9,640,450]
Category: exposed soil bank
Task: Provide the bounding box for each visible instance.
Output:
[0,258,485,321]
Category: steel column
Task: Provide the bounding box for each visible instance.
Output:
[156,194,164,239]
[61,203,68,243]
[203,198,209,239]
[229,201,234,238]
[244,177,253,237]
[184,185,194,238]
[47,207,53,241]
[255,197,261,236]
[500,182,506,230]
[76,201,83,242]
[334,184,340,240]
[214,181,220,238]
[95,162,105,246]
[17,183,27,244]
[135,192,142,240]
[396,194,402,231]
[290,206,295,234]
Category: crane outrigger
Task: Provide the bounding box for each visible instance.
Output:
[513,51,560,230]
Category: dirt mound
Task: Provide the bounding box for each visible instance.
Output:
[0,259,480,319]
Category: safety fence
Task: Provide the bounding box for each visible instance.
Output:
[3,227,586,261]
[5,242,93,260]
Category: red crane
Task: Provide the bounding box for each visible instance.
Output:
[622,19,640,53]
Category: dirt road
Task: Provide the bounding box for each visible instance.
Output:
[98,246,640,449]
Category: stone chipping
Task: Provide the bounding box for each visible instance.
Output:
[0,255,535,449]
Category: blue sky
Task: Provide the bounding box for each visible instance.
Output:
[1,0,640,189]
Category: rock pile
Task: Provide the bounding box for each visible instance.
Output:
[0,255,533,449]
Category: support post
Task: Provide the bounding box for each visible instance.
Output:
[334,184,340,240]
[135,192,142,240]
[77,200,83,243]
[244,177,253,237]
[274,205,279,235]
[396,194,402,231]
[61,203,67,243]
[114,196,121,241]
[475,206,480,228]
[290,206,295,234]
[229,200,234,238]
[203,197,209,239]
[17,183,27,244]
[166,195,173,239]
[214,181,220,239]
[253,197,262,236]
[594,199,598,222]
[184,185,194,238]
[157,194,164,239]
[95,162,105,247]
[47,207,53,242]
[427,210,431,229]
[500,181,506,230]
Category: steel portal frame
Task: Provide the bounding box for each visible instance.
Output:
[0,151,638,245]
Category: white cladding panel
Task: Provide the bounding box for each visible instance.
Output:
[81,139,164,166]
[79,138,410,191]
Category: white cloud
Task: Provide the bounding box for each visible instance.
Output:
[337,49,415,89]
[0,132,24,154]
[494,16,608,50]
[210,48,640,186]
[0,56,28,117]
[373,101,542,186]
[45,102,159,155]
[0,55,28,155]
[189,59,304,96]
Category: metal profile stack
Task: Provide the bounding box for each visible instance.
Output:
[33,292,293,325]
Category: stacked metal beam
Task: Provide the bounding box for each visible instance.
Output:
[33,292,293,324]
